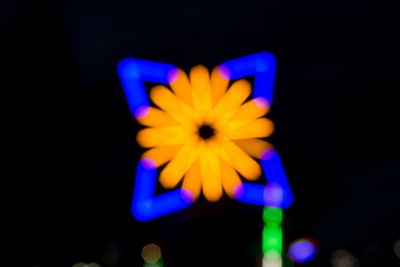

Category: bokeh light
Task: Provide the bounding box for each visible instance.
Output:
[394,239,400,258]
[118,58,175,117]
[263,224,282,254]
[121,53,293,221]
[263,207,283,267]
[288,238,318,263]
[263,206,282,224]
[330,249,359,267]
[141,243,162,264]
[264,183,283,207]
[263,251,282,267]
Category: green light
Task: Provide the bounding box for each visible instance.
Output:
[262,224,282,254]
[262,206,283,267]
[263,207,282,223]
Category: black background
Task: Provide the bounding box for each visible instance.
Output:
[3,0,400,266]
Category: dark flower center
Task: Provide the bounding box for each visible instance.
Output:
[198,124,215,140]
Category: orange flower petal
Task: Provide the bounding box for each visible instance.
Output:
[150,85,199,125]
[141,145,182,167]
[182,159,202,200]
[137,126,193,147]
[168,68,193,107]
[137,106,179,127]
[199,141,223,201]
[223,118,274,140]
[230,97,270,121]
[213,79,251,124]
[233,139,273,159]
[210,66,230,106]
[220,157,242,198]
[190,65,213,119]
[217,139,261,181]
[159,142,199,188]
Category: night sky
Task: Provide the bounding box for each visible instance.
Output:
[3,1,400,266]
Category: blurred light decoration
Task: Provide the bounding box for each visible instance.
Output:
[263,251,282,267]
[142,243,162,264]
[288,238,318,263]
[393,239,400,258]
[118,52,293,221]
[330,249,359,267]
[262,207,283,267]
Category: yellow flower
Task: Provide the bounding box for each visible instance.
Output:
[136,65,274,202]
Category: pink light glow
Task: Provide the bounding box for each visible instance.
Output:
[134,106,150,119]
[232,183,245,199]
[254,96,270,109]
[180,188,195,203]
[167,68,180,84]
[140,157,157,170]
[264,183,283,207]
[260,148,274,160]
[217,65,231,80]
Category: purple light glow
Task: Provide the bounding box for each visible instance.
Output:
[167,68,180,84]
[180,189,195,203]
[217,65,231,80]
[140,157,157,170]
[260,148,274,160]
[135,106,150,119]
[232,183,245,199]
[264,183,283,207]
[254,96,270,109]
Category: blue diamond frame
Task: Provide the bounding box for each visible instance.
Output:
[117,52,293,222]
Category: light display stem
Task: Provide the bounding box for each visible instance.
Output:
[262,206,283,267]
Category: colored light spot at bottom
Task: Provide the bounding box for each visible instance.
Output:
[142,243,161,264]
[288,238,318,262]
[263,254,282,267]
